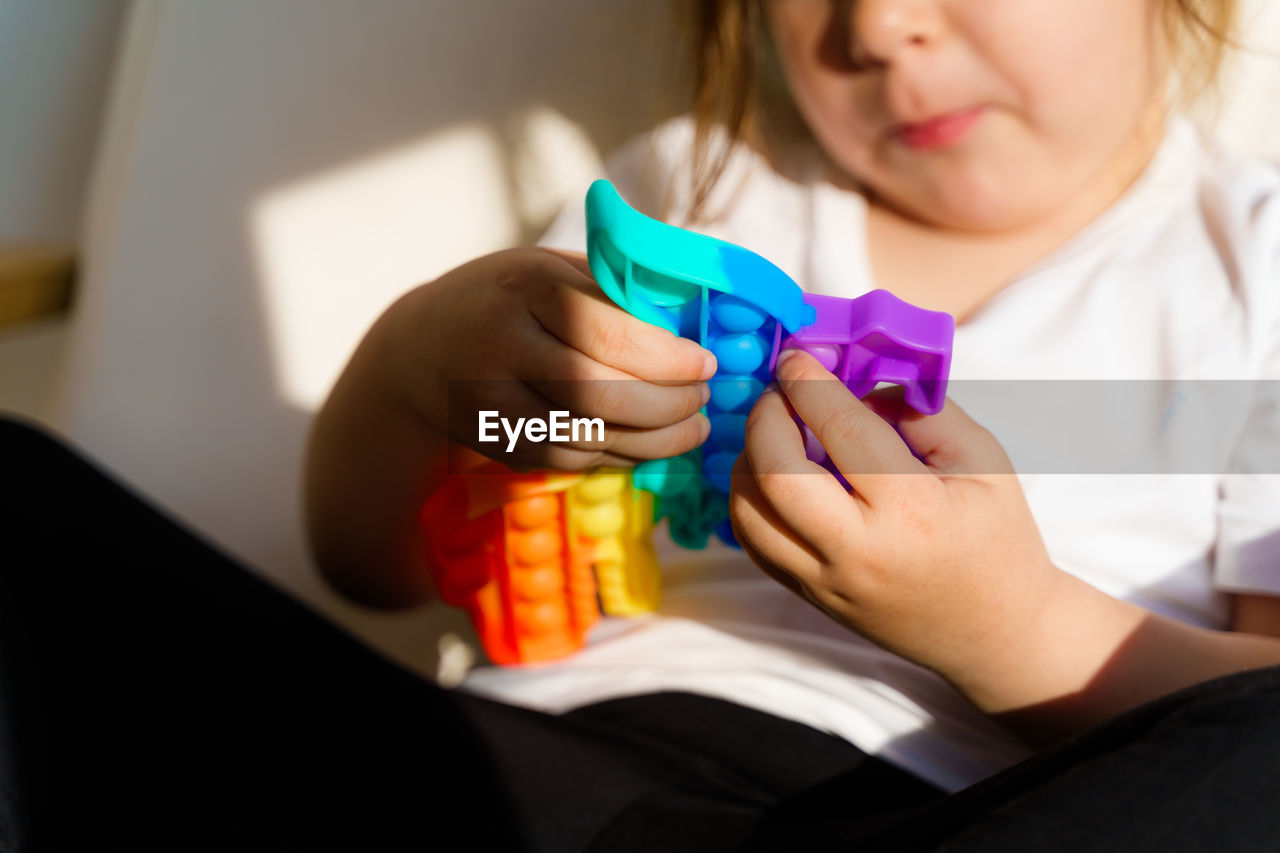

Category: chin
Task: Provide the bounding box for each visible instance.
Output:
[917,199,1040,232]
[888,174,1058,233]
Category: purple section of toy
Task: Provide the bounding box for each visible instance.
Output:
[779,290,953,416]
[768,290,954,474]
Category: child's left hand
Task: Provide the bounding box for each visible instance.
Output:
[730,349,1065,698]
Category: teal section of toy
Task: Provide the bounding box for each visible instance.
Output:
[585,180,816,337]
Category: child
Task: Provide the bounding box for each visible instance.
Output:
[6,0,1280,849]
[307,0,1280,826]
[316,0,1280,758]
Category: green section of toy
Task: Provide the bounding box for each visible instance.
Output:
[632,451,727,550]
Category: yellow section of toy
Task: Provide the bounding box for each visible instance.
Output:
[422,463,661,665]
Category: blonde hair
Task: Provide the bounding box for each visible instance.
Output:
[682,0,1240,222]
[1164,0,1241,106]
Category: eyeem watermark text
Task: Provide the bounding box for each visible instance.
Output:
[478,410,605,453]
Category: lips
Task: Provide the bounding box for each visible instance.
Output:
[890,106,986,150]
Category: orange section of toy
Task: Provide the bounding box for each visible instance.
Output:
[421,457,660,665]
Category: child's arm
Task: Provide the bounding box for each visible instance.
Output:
[974,585,1280,748]
[303,284,449,607]
[305,248,714,608]
[731,350,1280,750]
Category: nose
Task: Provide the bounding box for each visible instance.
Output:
[852,0,946,66]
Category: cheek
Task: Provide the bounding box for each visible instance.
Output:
[912,2,1163,226]
[799,83,879,160]
[782,65,882,178]
[978,0,1160,144]
[766,4,882,157]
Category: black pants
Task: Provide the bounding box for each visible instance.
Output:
[2,415,1279,852]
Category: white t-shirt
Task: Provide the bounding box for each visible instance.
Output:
[461,114,1280,792]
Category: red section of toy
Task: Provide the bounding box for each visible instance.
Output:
[422,459,598,664]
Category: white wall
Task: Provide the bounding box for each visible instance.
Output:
[0,0,128,243]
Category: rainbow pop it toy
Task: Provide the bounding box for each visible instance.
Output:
[422,458,659,665]
[421,180,954,663]
[585,178,954,546]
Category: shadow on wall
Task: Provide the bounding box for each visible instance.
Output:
[0,1,129,243]
[55,0,690,677]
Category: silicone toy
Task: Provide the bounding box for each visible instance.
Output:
[421,180,954,664]
[585,178,954,545]
[422,461,659,665]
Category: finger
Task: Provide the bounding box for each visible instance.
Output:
[861,386,1014,476]
[732,455,856,630]
[520,443,642,471]
[743,384,862,564]
[522,327,710,429]
[596,411,711,460]
[469,374,709,460]
[527,369,709,432]
[455,379,640,470]
[529,276,716,383]
[501,442,640,472]
[479,409,709,462]
[729,453,823,593]
[540,248,592,279]
[774,349,927,507]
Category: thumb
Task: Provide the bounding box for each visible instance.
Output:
[861,386,1013,476]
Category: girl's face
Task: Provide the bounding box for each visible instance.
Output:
[765,0,1171,231]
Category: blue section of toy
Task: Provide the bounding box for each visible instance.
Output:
[585,179,820,546]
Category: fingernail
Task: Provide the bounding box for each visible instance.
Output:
[697,412,711,442]
[776,349,800,368]
[699,382,711,407]
[701,350,718,380]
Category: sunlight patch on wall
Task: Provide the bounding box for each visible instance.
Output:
[251,122,518,410]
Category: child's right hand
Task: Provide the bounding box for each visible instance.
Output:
[384,247,716,471]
